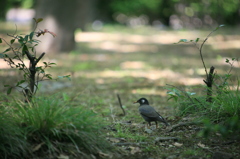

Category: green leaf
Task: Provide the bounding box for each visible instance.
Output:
[24,35,29,42]
[16,80,26,86]
[215,24,225,30]
[3,48,11,53]
[195,38,200,42]
[34,18,43,23]
[29,32,34,40]
[0,38,2,43]
[7,87,12,95]
[57,75,71,81]
[18,36,24,44]
[22,44,29,55]
[178,39,188,43]
[65,75,71,81]
[10,39,15,44]
[46,74,52,79]
[4,85,10,87]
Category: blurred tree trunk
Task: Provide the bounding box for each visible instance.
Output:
[0,0,7,20]
[35,0,96,53]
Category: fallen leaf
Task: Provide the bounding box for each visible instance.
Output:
[108,138,120,143]
[173,142,183,147]
[58,154,69,159]
[197,142,209,149]
[144,128,153,134]
[98,151,111,158]
[32,142,45,152]
[130,146,141,154]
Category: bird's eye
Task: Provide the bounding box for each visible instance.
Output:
[141,99,145,103]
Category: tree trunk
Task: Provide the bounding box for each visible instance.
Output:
[34,0,96,53]
[0,0,7,20]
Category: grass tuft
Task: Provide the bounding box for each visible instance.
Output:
[0,101,28,159]
[1,94,112,157]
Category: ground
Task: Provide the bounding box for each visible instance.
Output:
[0,24,240,158]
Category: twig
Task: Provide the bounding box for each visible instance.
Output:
[198,26,220,78]
[168,122,202,132]
[117,94,126,116]
[155,137,179,143]
[25,51,46,100]
[113,142,149,146]
[203,66,215,102]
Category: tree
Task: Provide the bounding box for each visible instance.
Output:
[34,0,96,53]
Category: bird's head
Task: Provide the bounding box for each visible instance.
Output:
[134,98,149,105]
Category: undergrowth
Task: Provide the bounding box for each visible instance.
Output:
[0,94,112,158]
[167,26,240,138]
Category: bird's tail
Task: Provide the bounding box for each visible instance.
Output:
[163,120,169,126]
[158,115,170,126]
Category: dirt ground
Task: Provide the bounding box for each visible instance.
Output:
[0,26,240,158]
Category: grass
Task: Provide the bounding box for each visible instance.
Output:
[1,24,240,158]
[0,102,28,159]
[0,94,112,158]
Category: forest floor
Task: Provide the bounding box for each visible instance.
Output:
[0,25,240,158]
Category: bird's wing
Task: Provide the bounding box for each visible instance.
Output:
[155,111,165,120]
[155,111,169,126]
[139,105,159,118]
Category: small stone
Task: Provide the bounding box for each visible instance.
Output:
[144,128,153,134]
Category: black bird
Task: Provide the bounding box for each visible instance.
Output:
[134,98,169,128]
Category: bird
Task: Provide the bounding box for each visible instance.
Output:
[134,98,169,128]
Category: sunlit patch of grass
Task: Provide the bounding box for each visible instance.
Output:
[72,62,97,71]
[109,123,147,142]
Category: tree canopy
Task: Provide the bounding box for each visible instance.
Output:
[1,0,240,26]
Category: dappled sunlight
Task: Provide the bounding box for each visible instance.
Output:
[89,42,159,53]
[76,32,240,53]
[75,31,201,44]
[120,61,149,69]
[131,88,167,96]
[210,35,240,50]
[75,69,204,86]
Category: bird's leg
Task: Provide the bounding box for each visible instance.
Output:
[155,121,158,129]
[147,122,151,129]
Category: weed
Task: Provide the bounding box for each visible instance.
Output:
[168,26,240,138]
[0,18,70,101]
[0,101,28,158]
[0,94,111,156]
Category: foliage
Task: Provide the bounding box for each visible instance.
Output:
[1,0,240,26]
[109,0,162,16]
[167,26,240,138]
[0,100,28,159]
[200,116,240,138]
[0,94,112,158]
[0,18,70,100]
[105,0,240,26]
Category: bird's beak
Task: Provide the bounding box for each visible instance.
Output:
[133,101,138,104]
